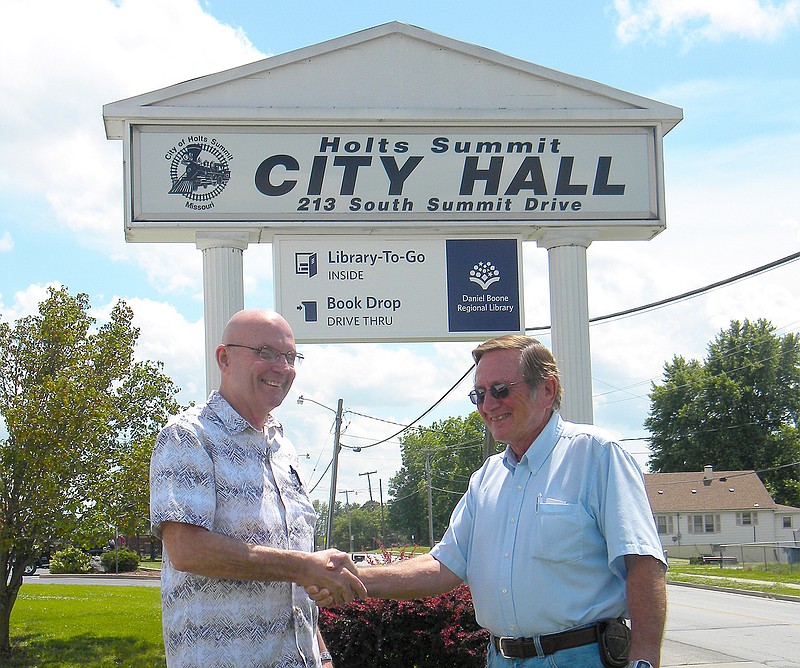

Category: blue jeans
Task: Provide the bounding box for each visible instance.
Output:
[486,640,605,668]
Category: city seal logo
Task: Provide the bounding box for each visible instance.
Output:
[167,138,232,210]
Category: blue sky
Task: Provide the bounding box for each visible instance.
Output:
[2,0,799,508]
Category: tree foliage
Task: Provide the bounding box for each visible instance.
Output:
[332,502,382,552]
[387,412,490,544]
[0,287,183,654]
[646,318,800,506]
[313,499,385,552]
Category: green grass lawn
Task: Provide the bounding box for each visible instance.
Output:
[8,584,165,667]
[669,561,800,582]
[667,559,800,597]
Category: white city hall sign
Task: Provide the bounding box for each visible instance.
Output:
[135,127,656,227]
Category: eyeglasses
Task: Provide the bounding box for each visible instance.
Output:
[468,381,522,405]
[224,344,304,367]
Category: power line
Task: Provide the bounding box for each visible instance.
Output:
[430,485,466,496]
[648,462,800,486]
[585,250,800,327]
[307,251,800,457]
[345,365,475,450]
[597,333,800,407]
[345,409,407,427]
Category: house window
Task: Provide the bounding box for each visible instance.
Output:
[655,515,674,535]
[783,516,793,529]
[736,512,758,526]
[689,514,719,534]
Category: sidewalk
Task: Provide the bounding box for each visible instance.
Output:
[664,664,774,668]
[682,572,800,589]
[39,570,160,579]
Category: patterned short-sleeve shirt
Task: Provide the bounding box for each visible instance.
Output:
[150,391,319,668]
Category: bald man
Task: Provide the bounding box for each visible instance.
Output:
[150,310,364,668]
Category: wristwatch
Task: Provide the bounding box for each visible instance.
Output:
[627,661,653,668]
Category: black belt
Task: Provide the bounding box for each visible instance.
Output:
[492,623,599,659]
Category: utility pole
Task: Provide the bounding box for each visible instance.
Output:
[339,489,355,553]
[379,478,385,545]
[426,450,434,547]
[482,425,495,461]
[359,470,378,502]
[359,470,378,549]
[325,399,344,550]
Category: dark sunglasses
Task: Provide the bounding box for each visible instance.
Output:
[468,381,523,405]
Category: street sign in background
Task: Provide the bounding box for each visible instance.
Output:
[274,235,524,342]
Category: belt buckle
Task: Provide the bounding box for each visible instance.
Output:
[497,637,515,659]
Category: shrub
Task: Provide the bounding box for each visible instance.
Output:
[49,546,92,574]
[318,584,489,667]
[100,547,140,573]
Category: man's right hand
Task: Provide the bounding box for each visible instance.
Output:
[300,550,366,606]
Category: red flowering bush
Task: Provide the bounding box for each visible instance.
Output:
[318,551,489,667]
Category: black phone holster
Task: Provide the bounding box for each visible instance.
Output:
[597,618,631,667]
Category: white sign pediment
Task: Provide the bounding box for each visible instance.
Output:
[104,22,682,127]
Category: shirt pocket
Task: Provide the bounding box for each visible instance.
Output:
[530,499,584,563]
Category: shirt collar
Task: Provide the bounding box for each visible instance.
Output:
[502,411,562,473]
[206,390,284,436]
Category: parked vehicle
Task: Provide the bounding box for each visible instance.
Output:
[18,553,49,576]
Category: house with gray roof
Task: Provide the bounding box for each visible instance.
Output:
[643,468,800,562]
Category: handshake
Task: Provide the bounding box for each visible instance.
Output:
[301,549,367,607]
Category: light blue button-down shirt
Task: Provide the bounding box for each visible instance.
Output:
[431,411,665,637]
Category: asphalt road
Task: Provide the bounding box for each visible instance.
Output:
[663,583,800,667]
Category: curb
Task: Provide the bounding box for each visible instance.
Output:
[668,579,800,603]
[39,571,161,580]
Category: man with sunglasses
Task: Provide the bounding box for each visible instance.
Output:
[310,334,666,668]
[150,309,366,668]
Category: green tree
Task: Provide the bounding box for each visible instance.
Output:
[88,359,185,549]
[0,287,183,656]
[313,498,384,552]
[646,318,800,505]
[312,499,343,550]
[331,502,382,552]
[388,413,489,545]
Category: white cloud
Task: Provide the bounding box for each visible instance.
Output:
[0,0,264,292]
[614,0,800,44]
[0,232,12,252]
[131,297,203,391]
[122,244,206,296]
[0,282,63,324]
